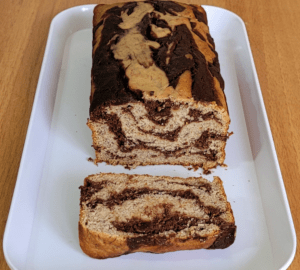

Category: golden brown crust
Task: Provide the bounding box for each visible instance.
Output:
[79,217,129,259]
[213,177,235,221]
[79,220,218,259]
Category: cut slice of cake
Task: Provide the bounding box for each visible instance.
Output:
[88,1,230,170]
[79,173,236,259]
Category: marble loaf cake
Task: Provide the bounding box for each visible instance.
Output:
[88,1,230,170]
[79,173,236,258]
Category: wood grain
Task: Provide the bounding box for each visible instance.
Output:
[1,0,299,269]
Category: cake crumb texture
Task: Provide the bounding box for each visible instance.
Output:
[79,173,236,258]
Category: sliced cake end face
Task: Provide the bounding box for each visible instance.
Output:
[88,99,230,169]
[79,173,236,258]
[89,1,230,170]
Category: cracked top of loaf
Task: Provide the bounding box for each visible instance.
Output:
[90,1,228,119]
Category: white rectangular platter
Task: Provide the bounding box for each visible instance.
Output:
[3,5,296,270]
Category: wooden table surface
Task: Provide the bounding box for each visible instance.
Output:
[1,0,299,269]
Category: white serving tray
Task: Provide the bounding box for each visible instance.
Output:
[3,5,296,270]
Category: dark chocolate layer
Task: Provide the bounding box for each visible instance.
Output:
[127,235,168,250]
[190,4,207,24]
[144,100,173,126]
[79,179,107,206]
[113,203,208,250]
[112,204,202,234]
[147,0,185,15]
[208,223,236,249]
[81,186,213,210]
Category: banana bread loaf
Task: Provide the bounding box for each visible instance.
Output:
[88,1,230,170]
[79,173,236,259]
